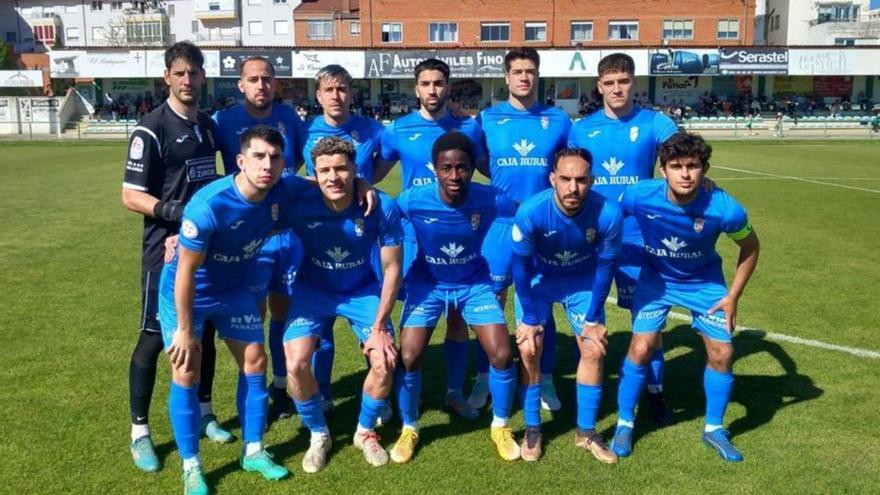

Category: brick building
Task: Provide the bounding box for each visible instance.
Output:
[294,0,362,47]
[359,0,756,47]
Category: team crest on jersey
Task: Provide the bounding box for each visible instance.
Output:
[129,136,144,160]
[470,213,481,230]
[271,203,279,221]
[350,130,360,143]
[354,218,365,237]
[585,228,596,243]
[693,217,704,233]
[541,116,549,130]
[629,126,639,142]
[182,219,199,239]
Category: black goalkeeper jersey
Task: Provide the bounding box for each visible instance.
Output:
[122,101,219,271]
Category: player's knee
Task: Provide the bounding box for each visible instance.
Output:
[579,343,604,363]
[173,368,200,388]
[706,342,733,370]
[244,350,267,374]
[400,347,422,371]
[369,358,392,382]
[488,346,511,369]
[628,335,656,364]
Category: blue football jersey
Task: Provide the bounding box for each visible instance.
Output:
[479,102,571,204]
[300,114,385,183]
[621,179,751,284]
[213,102,302,176]
[511,189,622,279]
[379,111,486,191]
[279,189,402,294]
[397,183,515,288]
[171,174,310,295]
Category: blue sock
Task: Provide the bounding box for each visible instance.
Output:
[576,383,602,430]
[243,373,268,443]
[358,392,388,430]
[293,393,327,433]
[474,340,490,374]
[444,339,469,392]
[540,317,557,376]
[489,365,515,420]
[617,358,648,423]
[169,382,200,460]
[704,367,734,426]
[523,384,541,427]
[646,348,665,393]
[312,323,335,401]
[236,372,247,432]
[268,320,286,380]
[395,368,422,428]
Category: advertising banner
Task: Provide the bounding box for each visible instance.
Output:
[788,49,857,76]
[364,50,506,79]
[218,50,292,78]
[0,70,43,87]
[50,50,147,78]
[539,50,601,77]
[654,76,711,104]
[649,49,719,75]
[813,76,853,97]
[719,48,788,75]
[291,51,365,78]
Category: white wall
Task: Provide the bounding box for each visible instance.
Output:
[240,0,300,47]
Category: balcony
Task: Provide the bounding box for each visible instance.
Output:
[195,30,242,47]
[194,0,238,20]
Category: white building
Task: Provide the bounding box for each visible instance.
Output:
[240,0,299,47]
[765,0,880,45]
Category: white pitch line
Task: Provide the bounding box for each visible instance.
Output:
[606,298,880,359]
[714,165,880,194]
[714,176,880,181]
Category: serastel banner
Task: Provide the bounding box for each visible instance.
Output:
[364,50,506,79]
[719,48,788,75]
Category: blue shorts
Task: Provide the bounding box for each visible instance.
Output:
[249,230,303,301]
[481,218,514,293]
[631,273,731,343]
[513,275,604,338]
[158,286,265,350]
[401,218,418,279]
[284,283,392,344]
[400,276,506,329]
[614,242,644,310]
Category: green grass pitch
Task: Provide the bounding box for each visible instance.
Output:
[0,139,878,493]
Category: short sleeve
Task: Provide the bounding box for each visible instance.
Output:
[123,126,162,193]
[379,122,399,162]
[178,201,216,253]
[597,201,623,260]
[720,193,751,240]
[654,111,679,147]
[495,191,517,218]
[378,193,403,247]
[395,189,411,220]
[511,209,536,257]
[620,186,637,216]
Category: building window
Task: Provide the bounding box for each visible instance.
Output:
[191,20,199,33]
[91,1,103,11]
[717,19,739,39]
[66,27,81,42]
[274,20,289,35]
[662,19,693,40]
[274,0,288,4]
[480,22,509,42]
[127,21,164,43]
[65,5,78,13]
[33,25,56,45]
[92,26,105,41]
[835,37,856,45]
[524,22,547,42]
[818,3,860,23]
[570,21,593,42]
[609,21,638,40]
[381,22,402,43]
[6,32,16,43]
[249,20,264,36]
[307,20,333,40]
[208,2,221,11]
[111,1,123,10]
[430,22,459,43]
[350,21,361,35]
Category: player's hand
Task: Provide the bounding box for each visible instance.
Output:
[167,330,201,370]
[580,323,608,356]
[701,177,717,192]
[364,327,398,370]
[356,178,377,216]
[708,294,739,334]
[164,235,180,264]
[515,323,544,358]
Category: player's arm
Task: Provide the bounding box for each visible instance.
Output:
[122,126,181,219]
[709,228,760,333]
[364,243,402,369]
[510,218,543,357]
[168,245,207,369]
[371,158,396,185]
[582,206,623,352]
[372,123,399,185]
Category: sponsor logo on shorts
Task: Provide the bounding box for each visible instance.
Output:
[695,312,727,329]
[404,304,426,316]
[229,314,262,331]
[289,316,314,327]
[182,219,199,239]
[472,304,498,313]
[636,309,666,320]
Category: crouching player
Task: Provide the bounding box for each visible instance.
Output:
[611,133,760,462]
[511,148,622,463]
[159,126,302,494]
[392,131,519,463]
[280,137,403,473]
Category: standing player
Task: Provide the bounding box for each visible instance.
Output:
[298,64,387,414]
[121,42,226,471]
[610,133,759,462]
[511,148,622,462]
[374,59,486,419]
[213,56,303,419]
[391,132,519,463]
[160,126,298,494]
[568,53,679,424]
[281,138,402,472]
[470,47,572,412]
